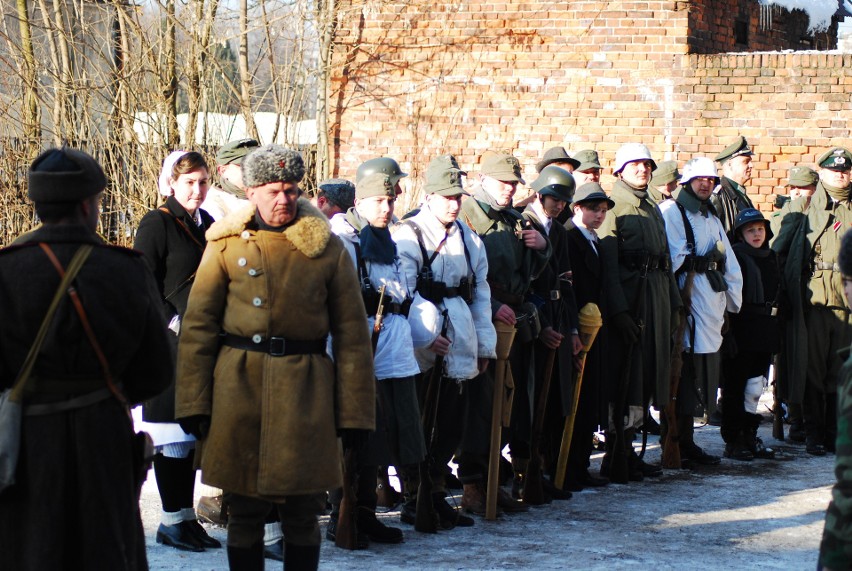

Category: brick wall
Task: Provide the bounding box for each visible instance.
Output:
[330,0,849,211]
[688,0,836,53]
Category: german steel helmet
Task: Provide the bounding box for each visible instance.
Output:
[679,157,719,186]
[613,143,656,175]
[530,165,576,202]
[356,157,408,185]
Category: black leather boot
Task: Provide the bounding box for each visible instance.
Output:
[284,543,320,571]
[226,543,264,571]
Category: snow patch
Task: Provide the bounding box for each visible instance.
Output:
[758,0,848,32]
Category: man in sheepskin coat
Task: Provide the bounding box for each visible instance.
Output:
[175,144,375,571]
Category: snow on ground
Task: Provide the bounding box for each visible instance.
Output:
[141,400,834,570]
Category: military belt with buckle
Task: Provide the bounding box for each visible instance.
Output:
[220,333,327,357]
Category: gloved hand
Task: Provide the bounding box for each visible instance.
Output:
[338,428,371,451]
[178,414,211,439]
[610,311,639,345]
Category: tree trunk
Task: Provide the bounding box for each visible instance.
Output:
[163,0,179,147]
[16,0,40,151]
[238,0,258,140]
[316,0,336,182]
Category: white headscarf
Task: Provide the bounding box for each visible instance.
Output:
[158,150,189,197]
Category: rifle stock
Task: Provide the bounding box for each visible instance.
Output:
[414,309,449,533]
[486,320,517,520]
[338,286,388,548]
[662,271,696,469]
[609,342,634,485]
[771,353,784,441]
[522,346,556,505]
[371,285,388,355]
[554,304,602,489]
[335,447,358,550]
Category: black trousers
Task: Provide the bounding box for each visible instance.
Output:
[720,350,769,444]
[226,493,325,548]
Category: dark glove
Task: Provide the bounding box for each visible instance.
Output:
[610,311,640,345]
[178,415,211,439]
[338,428,370,451]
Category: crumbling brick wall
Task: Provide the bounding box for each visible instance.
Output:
[330,0,848,211]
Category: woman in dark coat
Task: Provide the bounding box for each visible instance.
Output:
[133,151,219,551]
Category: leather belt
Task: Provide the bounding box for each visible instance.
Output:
[220,333,327,356]
[385,302,411,316]
[619,252,671,273]
[488,281,524,306]
[25,387,114,416]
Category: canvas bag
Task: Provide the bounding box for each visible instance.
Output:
[0,245,92,493]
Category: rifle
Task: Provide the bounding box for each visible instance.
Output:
[486,319,517,520]
[337,286,388,549]
[371,285,388,355]
[415,309,449,533]
[554,304,603,489]
[609,269,648,484]
[335,446,358,549]
[661,271,696,469]
[524,296,565,505]
[522,343,556,505]
[771,352,784,441]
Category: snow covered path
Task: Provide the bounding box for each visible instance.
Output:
[141,417,833,570]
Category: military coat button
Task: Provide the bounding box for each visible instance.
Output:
[238,258,247,267]
[252,334,262,343]
[253,297,262,307]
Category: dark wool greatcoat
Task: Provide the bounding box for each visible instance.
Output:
[711,176,754,241]
[522,205,579,416]
[598,180,681,409]
[0,224,173,570]
[565,220,610,427]
[175,199,375,498]
[134,195,214,422]
[771,184,852,405]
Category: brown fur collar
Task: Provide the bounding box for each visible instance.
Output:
[205,198,331,258]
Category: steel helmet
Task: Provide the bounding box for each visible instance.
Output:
[356,157,408,185]
[679,157,719,186]
[530,165,575,202]
[613,143,656,175]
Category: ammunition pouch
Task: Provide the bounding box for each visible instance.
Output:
[417,269,475,305]
[513,302,542,345]
[679,254,722,274]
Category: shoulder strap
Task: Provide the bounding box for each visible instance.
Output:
[10,244,93,403]
[352,242,371,289]
[455,221,475,275]
[158,206,205,252]
[402,220,441,269]
[674,201,696,255]
[39,244,126,407]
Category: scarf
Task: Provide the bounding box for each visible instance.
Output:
[255,212,287,233]
[618,178,649,200]
[733,241,770,305]
[823,181,851,204]
[676,186,716,217]
[346,208,396,265]
[473,186,507,212]
[220,177,247,200]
